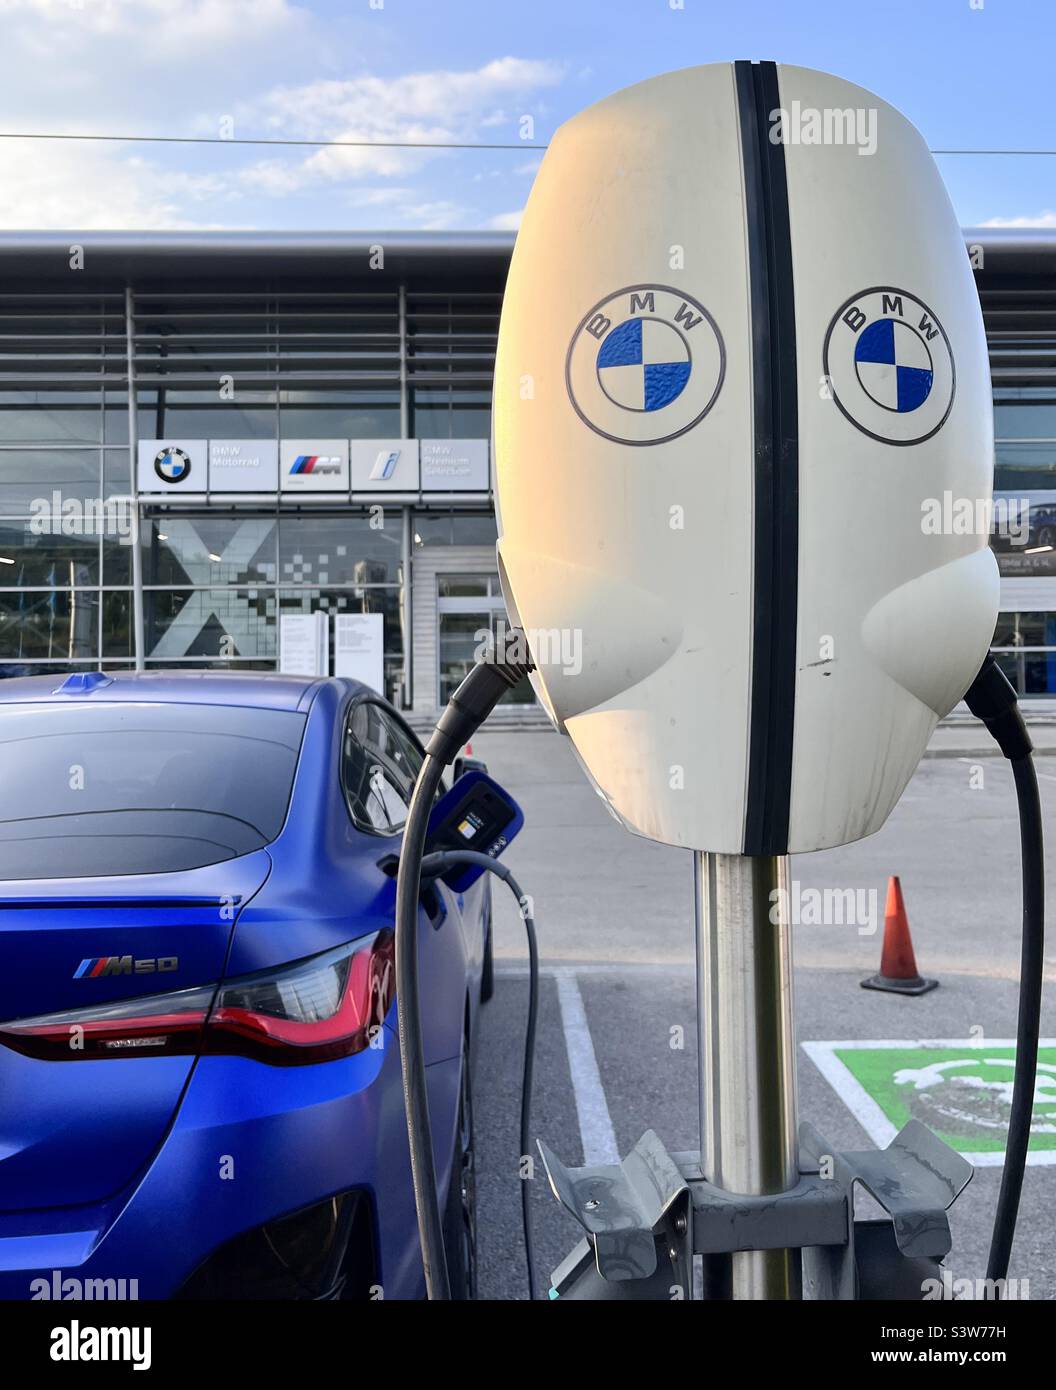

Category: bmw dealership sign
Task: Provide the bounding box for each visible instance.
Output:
[137,438,488,495]
[209,440,279,492]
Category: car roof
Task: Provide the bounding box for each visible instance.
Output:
[0,669,353,713]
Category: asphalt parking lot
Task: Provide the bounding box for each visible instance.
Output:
[467,728,1056,1300]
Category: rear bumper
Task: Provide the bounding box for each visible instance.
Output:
[0,1026,460,1301]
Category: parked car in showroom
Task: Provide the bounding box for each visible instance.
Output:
[0,670,501,1300]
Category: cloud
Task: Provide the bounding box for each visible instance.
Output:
[488,209,524,230]
[231,56,564,190]
[0,140,233,230]
[0,0,305,62]
[980,212,1056,228]
[0,0,565,230]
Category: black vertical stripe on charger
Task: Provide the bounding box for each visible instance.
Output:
[736,60,799,856]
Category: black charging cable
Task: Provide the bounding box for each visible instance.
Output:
[963,656,1045,1292]
[395,650,533,1301]
[420,849,539,1300]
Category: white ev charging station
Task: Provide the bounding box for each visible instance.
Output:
[396,61,1044,1301]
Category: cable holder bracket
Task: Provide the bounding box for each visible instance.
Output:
[540,1118,972,1300]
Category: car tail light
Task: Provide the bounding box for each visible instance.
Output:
[0,932,394,1065]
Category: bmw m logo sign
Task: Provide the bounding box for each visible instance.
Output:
[565,284,726,446]
[288,454,342,476]
[75,955,178,978]
[153,446,192,484]
[823,287,956,446]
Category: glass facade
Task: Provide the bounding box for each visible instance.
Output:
[1,243,1054,701]
[0,273,501,706]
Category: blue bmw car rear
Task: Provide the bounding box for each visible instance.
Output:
[0,671,491,1300]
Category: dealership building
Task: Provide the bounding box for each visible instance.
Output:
[0,229,1053,718]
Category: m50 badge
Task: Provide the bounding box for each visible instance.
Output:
[74,955,178,979]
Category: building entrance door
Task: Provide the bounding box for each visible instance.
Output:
[436,572,533,706]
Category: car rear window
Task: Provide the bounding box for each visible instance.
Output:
[0,701,306,878]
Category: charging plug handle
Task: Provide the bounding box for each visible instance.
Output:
[963,656,1033,761]
[426,657,533,765]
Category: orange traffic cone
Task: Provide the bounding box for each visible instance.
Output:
[860,876,938,996]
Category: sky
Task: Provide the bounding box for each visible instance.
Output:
[0,0,1052,232]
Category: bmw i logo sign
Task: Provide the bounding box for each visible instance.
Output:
[823,287,955,446]
[154,446,192,484]
[566,285,725,446]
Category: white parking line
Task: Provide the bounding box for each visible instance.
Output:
[554,970,621,1166]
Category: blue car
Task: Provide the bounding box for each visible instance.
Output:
[0,671,496,1301]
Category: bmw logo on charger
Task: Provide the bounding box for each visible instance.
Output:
[565,284,725,446]
[823,287,955,446]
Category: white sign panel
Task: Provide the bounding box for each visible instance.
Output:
[280,611,329,676]
[137,440,206,494]
[349,439,420,492]
[280,439,349,493]
[209,439,279,492]
[420,439,490,491]
[334,612,384,694]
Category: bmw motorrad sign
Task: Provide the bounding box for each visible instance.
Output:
[208,439,279,492]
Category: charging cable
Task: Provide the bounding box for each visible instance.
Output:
[420,849,539,1299]
[396,651,533,1301]
[963,655,1045,1292]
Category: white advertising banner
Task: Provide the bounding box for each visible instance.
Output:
[420,439,489,491]
[280,611,329,676]
[334,612,384,694]
[137,440,206,494]
[348,439,420,492]
[279,439,350,493]
[209,439,279,492]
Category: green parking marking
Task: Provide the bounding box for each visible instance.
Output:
[834,1045,1056,1154]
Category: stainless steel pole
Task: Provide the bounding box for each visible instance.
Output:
[694,851,800,1299]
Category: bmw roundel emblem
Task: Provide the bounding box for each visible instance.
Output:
[154,445,192,484]
[565,284,725,446]
[823,287,955,446]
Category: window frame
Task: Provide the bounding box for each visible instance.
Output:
[339,691,431,838]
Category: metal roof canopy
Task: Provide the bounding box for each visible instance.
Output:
[0,228,1053,286]
[0,231,518,286]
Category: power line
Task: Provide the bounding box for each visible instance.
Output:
[0,129,1050,155]
[0,131,548,151]
[932,149,1056,157]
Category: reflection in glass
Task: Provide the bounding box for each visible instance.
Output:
[279,514,401,586]
[0,589,99,660]
[142,517,277,587]
[145,588,277,661]
[0,521,99,585]
[0,449,103,510]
